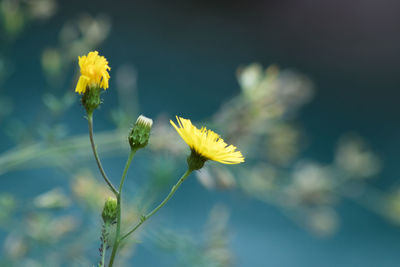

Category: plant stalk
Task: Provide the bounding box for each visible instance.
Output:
[87,113,118,195]
[108,149,136,267]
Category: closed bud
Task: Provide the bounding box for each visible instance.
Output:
[102,197,117,224]
[128,115,153,151]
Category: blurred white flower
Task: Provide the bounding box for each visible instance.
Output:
[335,134,381,179]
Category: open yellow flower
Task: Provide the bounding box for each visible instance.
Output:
[170,116,244,168]
[75,51,111,94]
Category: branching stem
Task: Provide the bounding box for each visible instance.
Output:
[120,169,192,242]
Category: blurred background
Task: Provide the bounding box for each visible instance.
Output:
[1,0,400,266]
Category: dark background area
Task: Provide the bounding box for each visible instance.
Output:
[40,0,400,154]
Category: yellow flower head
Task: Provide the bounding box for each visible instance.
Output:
[75,51,111,94]
[170,116,245,166]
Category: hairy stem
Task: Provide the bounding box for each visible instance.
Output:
[99,223,109,267]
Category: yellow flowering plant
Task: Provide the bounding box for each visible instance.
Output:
[74,51,244,267]
[76,51,111,116]
[75,51,110,95]
[170,116,245,168]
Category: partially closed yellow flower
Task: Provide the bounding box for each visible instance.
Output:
[170,116,244,169]
[75,51,111,94]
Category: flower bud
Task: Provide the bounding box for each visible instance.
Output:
[102,197,117,224]
[128,115,153,150]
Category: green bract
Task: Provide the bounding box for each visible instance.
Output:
[82,86,102,115]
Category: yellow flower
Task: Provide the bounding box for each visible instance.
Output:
[170,116,245,166]
[75,51,111,94]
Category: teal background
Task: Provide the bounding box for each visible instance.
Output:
[3,0,400,266]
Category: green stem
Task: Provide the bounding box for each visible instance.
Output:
[120,169,192,242]
[108,149,136,267]
[119,149,137,193]
[87,113,118,195]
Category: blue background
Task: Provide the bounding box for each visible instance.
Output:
[3,0,400,266]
